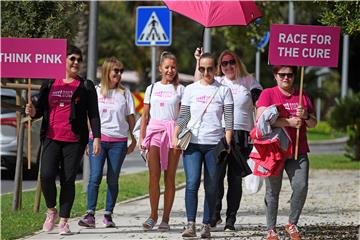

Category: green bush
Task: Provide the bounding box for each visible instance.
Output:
[327,92,360,160]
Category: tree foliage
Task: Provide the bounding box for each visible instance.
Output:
[1,1,87,39]
[318,1,360,36]
[328,92,360,161]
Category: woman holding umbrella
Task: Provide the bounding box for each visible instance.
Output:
[194,48,262,231]
[256,65,317,240]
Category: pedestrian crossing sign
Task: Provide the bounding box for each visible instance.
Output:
[136,6,172,46]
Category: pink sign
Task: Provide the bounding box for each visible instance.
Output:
[0,38,66,79]
[269,24,341,67]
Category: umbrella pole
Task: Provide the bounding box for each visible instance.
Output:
[200,27,205,49]
[294,66,304,160]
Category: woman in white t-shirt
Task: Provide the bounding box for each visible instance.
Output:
[139,52,184,231]
[175,53,234,238]
[195,48,263,231]
[78,57,136,228]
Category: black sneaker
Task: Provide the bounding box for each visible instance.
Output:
[210,217,222,228]
[224,224,235,231]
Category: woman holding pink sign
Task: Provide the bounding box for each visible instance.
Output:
[26,45,101,235]
[256,65,317,240]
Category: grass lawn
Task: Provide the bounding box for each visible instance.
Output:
[1,171,185,240]
[309,153,360,169]
[307,121,345,141]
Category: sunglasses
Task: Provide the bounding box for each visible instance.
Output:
[221,59,236,67]
[68,56,82,63]
[113,68,124,75]
[277,73,294,78]
[198,66,214,74]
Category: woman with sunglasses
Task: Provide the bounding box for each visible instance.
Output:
[139,52,184,231]
[194,48,262,231]
[256,65,317,240]
[78,57,136,228]
[175,53,234,238]
[25,45,101,235]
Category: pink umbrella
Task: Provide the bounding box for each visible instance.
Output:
[163,0,262,28]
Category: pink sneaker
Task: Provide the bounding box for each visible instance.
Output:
[59,222,72,235]
[42,210,58,232]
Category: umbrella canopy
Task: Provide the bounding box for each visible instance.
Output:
[163,0,262,28]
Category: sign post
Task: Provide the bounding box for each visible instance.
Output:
[135,6,172,83]
[269,24,340,159]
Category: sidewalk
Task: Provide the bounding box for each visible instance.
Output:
[23,169,359,240]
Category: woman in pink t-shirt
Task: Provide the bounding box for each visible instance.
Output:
[256,65,317,240]
[26,45,101,235]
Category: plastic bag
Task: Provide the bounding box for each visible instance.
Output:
[244,158,264,194]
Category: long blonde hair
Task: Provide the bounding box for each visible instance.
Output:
[100,57,125,96]
[216,50,250,79]
[159,51,179,88]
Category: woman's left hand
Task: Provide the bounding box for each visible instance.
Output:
[92,138,101,156]
[127,138,137,154]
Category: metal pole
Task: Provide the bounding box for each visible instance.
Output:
[288,0,295,25]
[316,77,322,122]
[203,28,211,53]
[256,49,261,83]
[86,1,99,82]
[12,114,25,210]
[341,34,349,99]
[151,46,156,84]
[83,1,98,191]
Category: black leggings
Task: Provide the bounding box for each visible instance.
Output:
[213,130,252,224]
[41,138,86,218]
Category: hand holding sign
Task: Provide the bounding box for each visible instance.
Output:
[269,24,340,160]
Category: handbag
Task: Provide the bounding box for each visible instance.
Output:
[176,87,219,150]
[176,127,192,150]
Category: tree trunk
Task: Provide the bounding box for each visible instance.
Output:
[75,2,90,78]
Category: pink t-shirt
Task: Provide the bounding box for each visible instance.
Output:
[47,78,80,142]
[256,86,314,155]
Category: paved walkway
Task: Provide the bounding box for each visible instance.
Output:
[22,169,359,239]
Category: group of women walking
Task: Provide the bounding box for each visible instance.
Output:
[26,44,316,240]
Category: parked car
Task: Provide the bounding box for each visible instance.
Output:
[1,88,42,178]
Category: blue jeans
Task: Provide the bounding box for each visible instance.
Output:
[87,140,127,215]
[183,143,218,224]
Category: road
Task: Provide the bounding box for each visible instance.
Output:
[1,149,183,195]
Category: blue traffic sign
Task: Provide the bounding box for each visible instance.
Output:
[135,6,172,46]
[256,31,270,50]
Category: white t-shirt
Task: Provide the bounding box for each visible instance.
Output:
[96,86,135,138]
[182,80,233,145]
[144,81,184,121]
[215,75,262,131]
